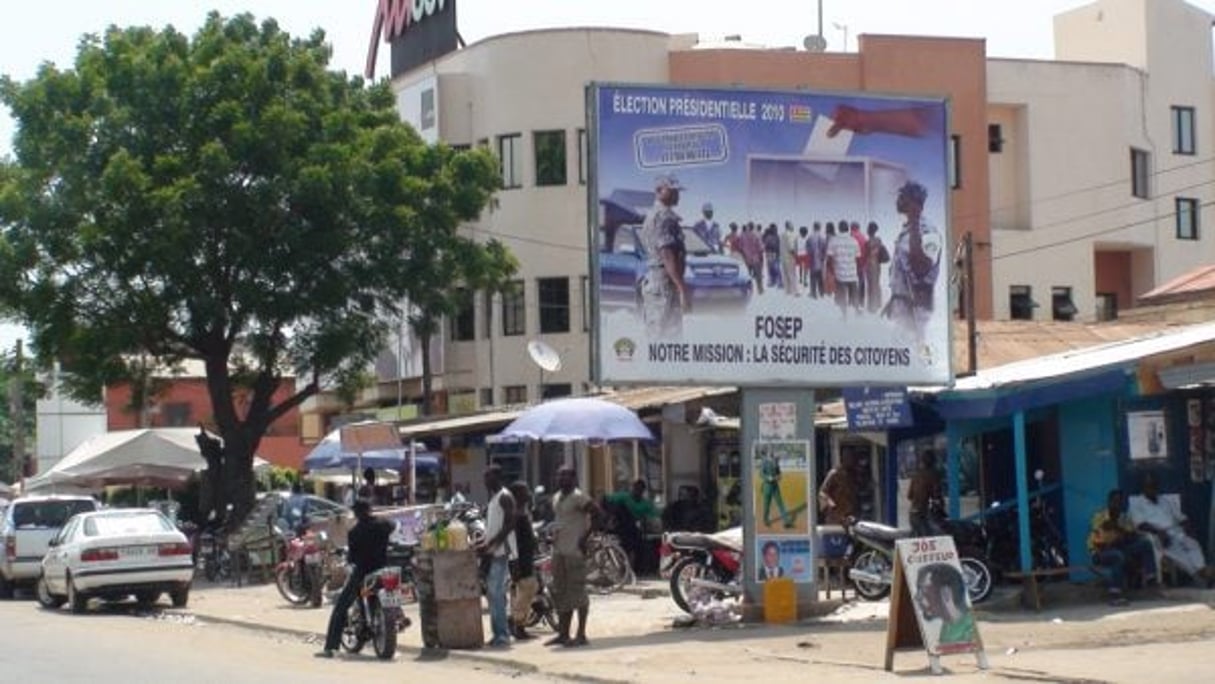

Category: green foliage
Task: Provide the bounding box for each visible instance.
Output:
[0,348,40,480]
[0,13,512,514]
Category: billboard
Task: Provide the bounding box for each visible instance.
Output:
[587,84,952,386]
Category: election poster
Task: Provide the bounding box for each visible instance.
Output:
[753,440,810,535]
[756,536,813,583]
[588,84,952,386]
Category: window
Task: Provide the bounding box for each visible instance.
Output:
[578,128,588,185]
[1176,197,1199,240]
[501,280,525,336]
[533,130,567,186]
[163,402,192,427]
[1131,148,1150,199]
[987,124,1003,153]
[1051,286,1077,322]
[476,138,489,148]
[542,383,573,400]
[482,291,494,339]
[450,288,475,341]
[948,135,961,189]
[1096,293,1118,322]
[504,385,528,404]
[480,388,494,407]
[581,275,591,332]
[1172,106,1196,155]
[1009,285,1034,320]
[538,277,570,334]
[420,88,436,131]
[497,133,522,189]
[450,143,471,153]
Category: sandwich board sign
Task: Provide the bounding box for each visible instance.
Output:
[884,536,988,675]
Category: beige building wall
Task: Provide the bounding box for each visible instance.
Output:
[391,29,673,407]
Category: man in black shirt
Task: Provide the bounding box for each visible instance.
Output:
[508,481,538,640]
[316,499,394,658]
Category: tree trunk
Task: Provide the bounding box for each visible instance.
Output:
[420,330,432,417]
[219,430,259,524]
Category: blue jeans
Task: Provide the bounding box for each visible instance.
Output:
[487,555,510,643]
[1092,536,1156,591]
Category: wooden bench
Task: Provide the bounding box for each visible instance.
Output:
[1003,566,1104,611]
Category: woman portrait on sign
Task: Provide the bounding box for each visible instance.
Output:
[914,563,976,647]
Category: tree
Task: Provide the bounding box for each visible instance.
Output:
[0,345,40,481]
[0,13,511,519]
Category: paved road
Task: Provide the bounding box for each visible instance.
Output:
[0,597,535,684]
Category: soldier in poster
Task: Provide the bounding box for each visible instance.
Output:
[639,174,688,339]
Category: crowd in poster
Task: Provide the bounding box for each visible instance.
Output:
[590,83,952,387]
[895,536,983,656]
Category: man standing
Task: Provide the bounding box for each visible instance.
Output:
[826,223,860,316]
[739,223,765,295]
[863,221,888,314]
[508,481,539,640]
[1089,489,1156,606]
[808,222,826,298]
[849,221,868,304]
[639,174,688,340]
[781,222,799,295]
[692,202,722,254]
[1129,473,1212,585]
[547,466,598,648]
[818,453,860,525]
[907,450,943,537]
[605,479,659,574]
[887,181,942,342]
[479,465,517,647]
[759,446,794,530]
[316,499,394,658]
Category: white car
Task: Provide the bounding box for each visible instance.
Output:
[2,495,100,598]
[36,508,194,613]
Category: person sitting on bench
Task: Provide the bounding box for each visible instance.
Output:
[1128,473,1214,587]
[1088,489,1156,606]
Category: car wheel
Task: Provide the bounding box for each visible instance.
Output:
[67,574,88,615]
[0,572,14,600]
[36,573,66,610]
[170,587,189,609]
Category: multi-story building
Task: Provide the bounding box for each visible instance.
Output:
[989,0,1215,323]
[328,0,1215,424]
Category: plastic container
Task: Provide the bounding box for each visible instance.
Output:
[446,519,469,551]
[762,577,797,624]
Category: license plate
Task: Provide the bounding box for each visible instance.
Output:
[304,553,321,564]
[119,545,157,559]
[378,589,401,608]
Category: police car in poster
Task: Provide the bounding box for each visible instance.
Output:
[588,83,953,387]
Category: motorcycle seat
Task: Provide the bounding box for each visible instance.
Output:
[853,520,910,542]
[666,530,743,554]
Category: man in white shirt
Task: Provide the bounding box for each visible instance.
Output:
[1128,473,1211,584]
[826,227,860,317]
[479,465,517,646]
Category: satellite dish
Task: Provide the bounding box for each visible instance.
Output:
[527,339,563,373]
[803,34,827,52]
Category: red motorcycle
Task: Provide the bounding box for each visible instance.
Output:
[661,527,743,614]
[275,525,329,608]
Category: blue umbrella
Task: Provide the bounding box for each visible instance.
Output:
[492,397,654,443]
[302,425,439,472]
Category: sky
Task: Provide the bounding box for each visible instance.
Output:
[2,0,1214,350]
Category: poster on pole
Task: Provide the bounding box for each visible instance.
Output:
[752,440,810,535]
[1126,410,1168,461]
[588,83,952,387]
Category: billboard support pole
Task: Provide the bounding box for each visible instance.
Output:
[741,387,818,621]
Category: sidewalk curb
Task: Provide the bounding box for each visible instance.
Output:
[188,609,632,684]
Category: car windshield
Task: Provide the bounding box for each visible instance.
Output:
[84,512,173,537]
[610,226,711,255]
[12,500,96,529]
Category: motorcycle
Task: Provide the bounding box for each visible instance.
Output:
[983,471,1069,577]
[340,566,411,660]
[275,522,330,608]
[662,527,743,614]
[845,515,994,604]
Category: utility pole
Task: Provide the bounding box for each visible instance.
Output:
[964,232,978,375]
[10,340,26,485]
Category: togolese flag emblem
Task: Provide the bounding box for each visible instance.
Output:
[789,104,813,122]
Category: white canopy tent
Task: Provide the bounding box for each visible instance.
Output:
[24,428,270,493]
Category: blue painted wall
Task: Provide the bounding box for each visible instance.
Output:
[1058,396,1120,575]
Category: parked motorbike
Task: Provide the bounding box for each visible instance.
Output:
[340,566,411,660]
[386,540,418,603]
[984,471,1069,577]
[275,523,330,608]
[662,527,743,614]
[845,516,994,604]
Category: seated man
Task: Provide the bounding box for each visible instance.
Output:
[1089,489,1156,606]
[1128,473,1213,586]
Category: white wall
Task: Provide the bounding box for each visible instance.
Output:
[391,29,673,403]
[34,373,105,474]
